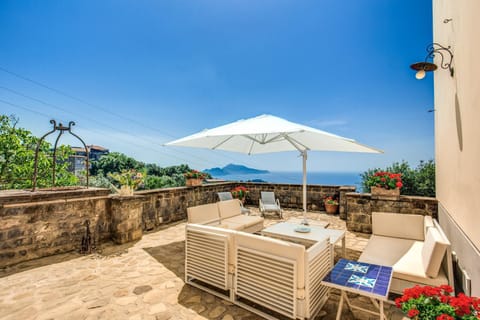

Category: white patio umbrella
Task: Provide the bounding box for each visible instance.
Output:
[166,114,382,224]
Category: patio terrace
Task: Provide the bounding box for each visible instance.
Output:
[0,207,406,320]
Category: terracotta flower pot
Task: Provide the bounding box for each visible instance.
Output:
[118,185,134,196]
[186,178,203,187]
[324,203,339,214]
[371,186,400,200]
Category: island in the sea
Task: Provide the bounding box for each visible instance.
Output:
[204,163,269,176]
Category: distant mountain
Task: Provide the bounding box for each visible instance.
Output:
[204,163,269,176]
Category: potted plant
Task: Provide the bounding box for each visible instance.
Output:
[366,171,403,199]
[231,185,249,204]
[395,284,480,320]
[324,196,339,214]
[184,170,207,186]
[109,169,145,196]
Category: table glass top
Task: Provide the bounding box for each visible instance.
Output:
[322,259,392,298]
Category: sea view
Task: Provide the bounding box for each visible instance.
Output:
[211,171,364,190]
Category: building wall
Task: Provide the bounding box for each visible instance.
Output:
[433,0,480,295]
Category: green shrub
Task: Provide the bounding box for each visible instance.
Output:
[361,160,435,197]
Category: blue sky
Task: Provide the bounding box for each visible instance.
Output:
[0,0,434,173]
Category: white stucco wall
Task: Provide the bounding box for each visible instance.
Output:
[433,0,480,295]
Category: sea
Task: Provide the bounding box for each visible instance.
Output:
[211,171,364,190]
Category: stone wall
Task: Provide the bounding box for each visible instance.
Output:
[0,182,352,267]
[138,182,351,230]
[346,192,438,233]
[241,182,347,212]
[138,182,236,231]
[0,188,111,267]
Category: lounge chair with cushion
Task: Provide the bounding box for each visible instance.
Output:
[217,192,250,215]
[259,191,282,218]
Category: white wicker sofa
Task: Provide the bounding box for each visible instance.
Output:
[185,223,332,320]
[186,199,264,233]
[358,212,454,294]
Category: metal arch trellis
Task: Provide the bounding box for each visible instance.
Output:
[32,120,89,191]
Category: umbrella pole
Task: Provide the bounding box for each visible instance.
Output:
[301,151,309,225]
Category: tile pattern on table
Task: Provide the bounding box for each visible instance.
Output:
[322,258,392,298]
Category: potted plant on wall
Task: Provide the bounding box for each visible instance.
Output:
[231,185,249,204]
[395,284,480,320]
[109,169,145,196]
[366,171,403,199]
[324,196,339,214]
[184,170,207,187]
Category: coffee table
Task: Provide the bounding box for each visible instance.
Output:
[321,259,393,320]
[261,222,346,258]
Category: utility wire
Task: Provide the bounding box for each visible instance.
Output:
[0,85,217,166]
[0,66,258,168]
[0,98,208,168]
[0,66,298,182]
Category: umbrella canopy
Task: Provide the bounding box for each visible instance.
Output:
[166,114,382,222]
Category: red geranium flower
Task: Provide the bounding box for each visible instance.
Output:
[407,309,420,317]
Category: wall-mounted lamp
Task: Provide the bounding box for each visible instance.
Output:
[410,43,454,79]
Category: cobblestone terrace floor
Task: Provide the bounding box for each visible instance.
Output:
[0,208,406,320]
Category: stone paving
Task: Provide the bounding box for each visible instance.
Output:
[0,208,406,320]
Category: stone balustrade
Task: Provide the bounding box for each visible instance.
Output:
[0,182,349,267]
[1,182,438,268]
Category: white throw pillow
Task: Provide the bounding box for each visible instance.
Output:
[422,227,449,278]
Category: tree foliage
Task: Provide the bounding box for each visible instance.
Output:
[90,152,143,176]
[89,154,208,190]
[0,115,77,189]
[361,160,435,197]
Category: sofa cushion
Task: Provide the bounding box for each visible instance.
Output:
[218,199,242,219]
[359,235,418,266]
[187,203,220,224]
[219,221,245,231]
[372,212,425,241]
[223,215,264,229]
[422,227,449,278]
[391,268,449,292]
[393,240,449,287]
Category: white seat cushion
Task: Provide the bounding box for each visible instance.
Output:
[422,227,449,278]
[359,235,418,266]
[393,240,448,287]
[223,215,264,229]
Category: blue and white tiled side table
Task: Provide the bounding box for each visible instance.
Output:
[321,259,393,320]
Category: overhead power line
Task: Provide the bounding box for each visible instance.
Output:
[0,66,298,181]
[0,98,208,167]
[0,85,216,166]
